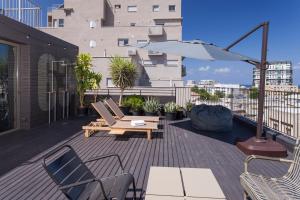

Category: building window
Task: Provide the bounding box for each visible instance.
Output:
[130,23,136,27]
[107,78,115,87]
[153,5,160,12]
[155,22,165,26]
[58,19,64,27]
[128,6,137,12]
[167,60,178,66]
[143,60,155,66]
[169,5,176,12]
[115,4,121,9]
[137,40,148,44]
[53,19,58,27]
[118,38,129,46]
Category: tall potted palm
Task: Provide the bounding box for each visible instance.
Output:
[89,71,102,103]
[87,71,102,116]
[75,53,92,116]
[109,56,137,114]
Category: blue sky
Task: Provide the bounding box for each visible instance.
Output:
[37,0,300,85]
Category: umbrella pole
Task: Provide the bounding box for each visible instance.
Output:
[255,22,269,141]
[228,22,288,157]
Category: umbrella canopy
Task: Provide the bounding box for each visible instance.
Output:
[134,40,258,64]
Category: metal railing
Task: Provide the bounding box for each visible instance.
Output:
[87,86,300,139]
[0,0,42,27]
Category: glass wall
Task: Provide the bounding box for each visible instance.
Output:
[0,42,17,133]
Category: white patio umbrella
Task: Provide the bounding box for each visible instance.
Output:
[133,22,288,157]
[134,40,259,64]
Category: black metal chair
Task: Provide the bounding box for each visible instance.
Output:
[42,145,136,200]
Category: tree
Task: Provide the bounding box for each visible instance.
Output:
[198,89,211,100]
[215,90,225,98]
[75,53,93,108]
[249,87,259,99]
[191,85,199,93]
[88,71,102,103]
[109,56,137,105]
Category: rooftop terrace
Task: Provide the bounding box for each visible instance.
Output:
[0,117,291,199]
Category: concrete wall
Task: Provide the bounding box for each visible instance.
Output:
[41,0,183,88]
[0,15,78,129]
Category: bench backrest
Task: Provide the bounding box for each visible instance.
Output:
[92,101,116,126]
[105,98,125,119]
[42,145,96,200]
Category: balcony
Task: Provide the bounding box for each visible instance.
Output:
[127,48,137,56]
[148,50,164,56]
[0,87,297,200]
[148,26,164,36]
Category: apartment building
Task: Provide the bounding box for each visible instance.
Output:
[40,0,184,88]
[253,61,293,87]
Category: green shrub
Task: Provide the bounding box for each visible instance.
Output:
[249,87,259,99]
[124,95,145,112]
[164,102,177,113]
[185,100,194,112]
[143,98,160,113]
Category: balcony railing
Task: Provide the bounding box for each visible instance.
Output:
[86,86,300,139]
[148,50,164,56]
[148,26,164,36]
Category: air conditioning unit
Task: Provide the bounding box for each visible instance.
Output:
[128,49,137,56]
[89,40,96,48]
[89,21,96,28]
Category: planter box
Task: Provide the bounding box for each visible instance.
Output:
[165,112,177,121]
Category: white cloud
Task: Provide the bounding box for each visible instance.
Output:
[214,67,231,74]
[198,66,210,72]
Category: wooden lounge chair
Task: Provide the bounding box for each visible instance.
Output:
[240,140,300,200]
[104,98,160,122]
[42,145,136,200]
[83,102,158,140]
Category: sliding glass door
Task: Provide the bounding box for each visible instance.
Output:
[0,42,17,133]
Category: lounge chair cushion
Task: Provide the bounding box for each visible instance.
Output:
[240,172,300,200]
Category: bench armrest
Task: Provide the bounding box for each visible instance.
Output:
[84,153,124,172]
[244,155,293,172]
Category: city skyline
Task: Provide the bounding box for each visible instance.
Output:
[37,0,300,85]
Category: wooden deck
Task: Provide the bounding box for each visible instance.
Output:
[0,118,291,200]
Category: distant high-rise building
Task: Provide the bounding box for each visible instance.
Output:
[253,61,293,87]
[40,0,184,88]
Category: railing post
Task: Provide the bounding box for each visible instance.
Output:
[230,88,234,110]
[48,92,51,125]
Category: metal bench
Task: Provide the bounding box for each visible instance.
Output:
[42,145,136,200]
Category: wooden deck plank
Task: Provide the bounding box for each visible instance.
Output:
[0,118,291,200]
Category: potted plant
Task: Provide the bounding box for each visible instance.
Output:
[164,102,177,120]
[185,100,194,118]
[143,98,160,116]
[109,56,137,112]
[176,106,184,120]
[158,104,165,116]
[87,71,102,116]
[120,97,131,115]
[126,95,144,116]
[75,53,93,116]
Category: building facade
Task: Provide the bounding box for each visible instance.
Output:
[253,61,293,87]
[40,0,184,88]
[0,15,78,134]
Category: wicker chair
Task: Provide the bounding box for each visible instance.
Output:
[240,140,300,200]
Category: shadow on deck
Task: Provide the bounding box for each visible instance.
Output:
[0,118,291,200]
